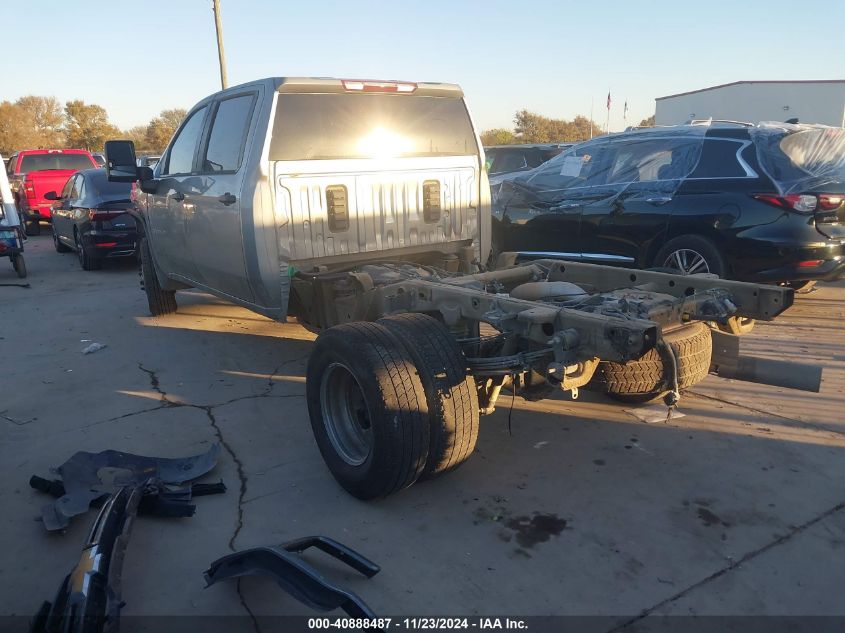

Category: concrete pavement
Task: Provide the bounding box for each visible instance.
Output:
[2,235,844,628]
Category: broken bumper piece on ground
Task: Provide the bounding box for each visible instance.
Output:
[204,536,383,626]
[31,478,225,633]
[34,444,221,531]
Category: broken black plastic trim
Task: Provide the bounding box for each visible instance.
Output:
[31,476,226,518]
[31,485,142,633]
[38,444,220,531]
[204,537,381,621]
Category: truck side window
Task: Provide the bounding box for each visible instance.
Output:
[202,94,255,173]
[163,106,208,176]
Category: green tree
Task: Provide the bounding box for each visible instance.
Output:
[145,108,186,152]
[638,115,655,127]
[480,128,516,146]
[64,100,119,151]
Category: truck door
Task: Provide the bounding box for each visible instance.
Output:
[146,105,209,282]
[184,92,257,301]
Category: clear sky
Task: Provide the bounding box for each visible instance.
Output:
[2,0,843,133]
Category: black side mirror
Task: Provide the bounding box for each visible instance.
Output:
[137,166,157,194]
[44,191,59,201]
[104,140,139,182]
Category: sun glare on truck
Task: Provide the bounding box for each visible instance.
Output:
[356,127,413,159]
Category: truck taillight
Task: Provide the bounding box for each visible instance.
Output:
[752,193,817,213]
[23,181,36,199]
[342,80,417,93]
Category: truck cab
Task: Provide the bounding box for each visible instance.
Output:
[120,77,490,319]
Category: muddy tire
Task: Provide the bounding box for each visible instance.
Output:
[589,322,712,403]
[139,236,177,315]
[379,313,480,478]
[306,322,430,499]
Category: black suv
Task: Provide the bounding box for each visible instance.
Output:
[491,123,845,285]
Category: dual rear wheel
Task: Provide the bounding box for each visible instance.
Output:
[306,315,480,500]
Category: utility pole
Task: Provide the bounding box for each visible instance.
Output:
[212,0,228,90]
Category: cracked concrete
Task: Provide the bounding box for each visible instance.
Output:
[2,236,845,626]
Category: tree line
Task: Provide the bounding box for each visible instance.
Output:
[480,110,655,146]
[0,95,186,156]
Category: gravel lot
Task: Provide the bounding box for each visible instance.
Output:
[3,235,845,629]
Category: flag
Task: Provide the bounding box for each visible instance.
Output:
[606,92,611,110]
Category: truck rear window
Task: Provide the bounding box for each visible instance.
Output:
[20,154,94,172]
[269,94,478,160]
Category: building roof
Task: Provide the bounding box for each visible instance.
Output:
[656,80,845,101]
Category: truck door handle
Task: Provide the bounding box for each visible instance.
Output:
[218,193,237,206]
[171,191,185,202]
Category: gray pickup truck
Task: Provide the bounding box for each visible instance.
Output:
[105,77,813,500]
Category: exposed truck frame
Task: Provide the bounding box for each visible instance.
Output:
[103,76,821,501]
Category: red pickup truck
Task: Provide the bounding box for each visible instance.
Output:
[5,149,98,235]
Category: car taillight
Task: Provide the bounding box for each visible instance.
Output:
[341,79,417,93]
[88,210,121,221]
[753,193,817,213]
[818,194,843,211]
[23,181,36,199]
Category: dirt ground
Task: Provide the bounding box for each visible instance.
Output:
[2,235,844,630]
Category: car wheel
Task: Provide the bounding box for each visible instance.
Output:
[25,220,41,236]
[52,226,71,253]
[654,235,727,278]
[306,321,430,499]
[75,230,101,271]
[378,313,480,479]
[139,236,177,315]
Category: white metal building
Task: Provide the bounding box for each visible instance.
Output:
[655,80,845,127]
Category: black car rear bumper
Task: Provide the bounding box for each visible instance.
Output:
[750,257,845,283]
[81,230,137,258]
[737,242,845,283]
